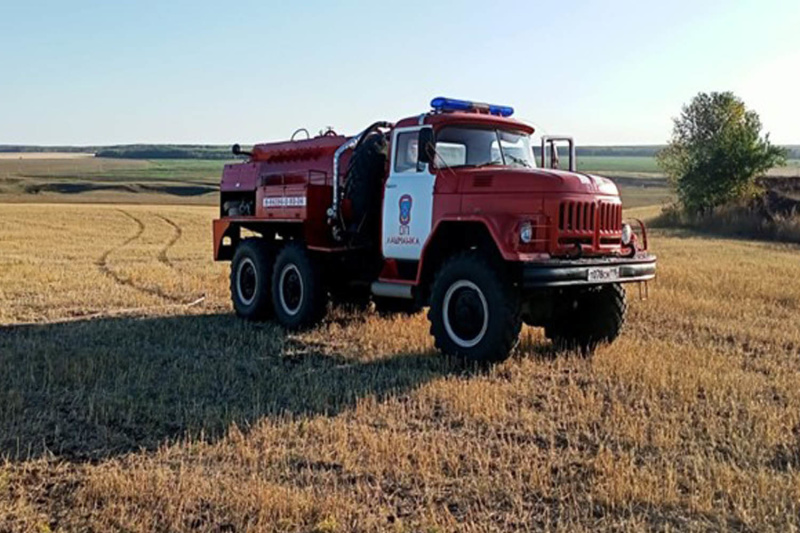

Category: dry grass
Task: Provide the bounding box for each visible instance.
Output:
[2,203,800,531]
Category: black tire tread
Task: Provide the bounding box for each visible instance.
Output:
[428,252,521,363]
[271,242,328,331]
[547,283,627,354]
[229,238,274,321]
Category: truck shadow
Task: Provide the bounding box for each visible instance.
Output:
[0,313,462,462]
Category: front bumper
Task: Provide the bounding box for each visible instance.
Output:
[521,252,656,288]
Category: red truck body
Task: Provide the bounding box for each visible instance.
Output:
[213,97,656,361]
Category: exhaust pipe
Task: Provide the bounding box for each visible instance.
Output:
[232,143,253,158]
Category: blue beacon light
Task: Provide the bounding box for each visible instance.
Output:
[430,97,514,117]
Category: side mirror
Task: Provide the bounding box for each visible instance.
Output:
[540,136,576,172]
[417,128,434,165]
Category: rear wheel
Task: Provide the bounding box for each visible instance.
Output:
[545,283,627,354]
[271,243,328,330]
[230,239,273,320]
[428,253,521,363]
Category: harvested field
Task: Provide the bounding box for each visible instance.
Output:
[1,203,799,531]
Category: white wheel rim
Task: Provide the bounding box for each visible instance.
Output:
[236,257,257,306]
[279,263,304,316]
[442,280,489,348]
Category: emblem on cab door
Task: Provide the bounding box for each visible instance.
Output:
[399,194,412,226]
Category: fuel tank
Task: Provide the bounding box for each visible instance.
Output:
[220,134,348,193]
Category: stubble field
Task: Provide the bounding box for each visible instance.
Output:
[1,200,800,532]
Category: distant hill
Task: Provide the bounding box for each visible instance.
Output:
[533,145,665,158]
[0,144,234,159]
[94,145,233,160]
[3,143,798,160]
[576,145,664,157]
[784,145,800,158]
[0,145,100,154]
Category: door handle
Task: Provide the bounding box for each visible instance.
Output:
[386,183,397,189]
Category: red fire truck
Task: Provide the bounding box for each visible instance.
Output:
[213,97,656,362]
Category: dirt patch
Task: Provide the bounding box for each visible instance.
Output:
[759,176,800,195]
[138,184,216,196]
[24,182,216,197]
[754,177,800,218]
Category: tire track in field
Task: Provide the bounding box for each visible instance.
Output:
[153,214,182,270]
[95,209,183,303]
[96,209,144,267]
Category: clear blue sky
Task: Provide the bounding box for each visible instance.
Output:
[1,0,798,146]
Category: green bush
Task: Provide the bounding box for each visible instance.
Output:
[657,92,786,215]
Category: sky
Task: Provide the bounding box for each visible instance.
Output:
[1,0,799,146]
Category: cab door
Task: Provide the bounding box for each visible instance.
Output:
[382,126,436,261]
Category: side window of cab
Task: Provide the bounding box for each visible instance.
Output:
[394,132,419,173]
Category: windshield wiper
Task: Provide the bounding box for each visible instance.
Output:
[453,160,504,169]
[468,160,504,169]
[504,154,532,168]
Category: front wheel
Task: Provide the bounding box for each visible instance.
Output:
[545,283,627,355]
[428,253,521,363]
[271,243,328,330]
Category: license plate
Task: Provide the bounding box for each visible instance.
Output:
[587,267,620,282]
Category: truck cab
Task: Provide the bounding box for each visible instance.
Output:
[213,97,656,362]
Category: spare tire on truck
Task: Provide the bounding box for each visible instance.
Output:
[342,132,387,245]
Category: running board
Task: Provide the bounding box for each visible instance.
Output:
[371,281,413,300]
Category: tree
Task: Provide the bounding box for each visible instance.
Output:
[657,92,786,215]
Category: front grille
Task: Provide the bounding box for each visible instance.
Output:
[557,200,622,248]
[597,201,622,233]
[559,200,595,231]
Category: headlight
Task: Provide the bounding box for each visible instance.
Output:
[520,222,533,244]
[621,223,633,246]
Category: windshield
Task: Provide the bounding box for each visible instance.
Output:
[433,127,536,169]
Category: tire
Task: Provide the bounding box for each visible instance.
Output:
[271,242,328,330]
[428,253,521,363]
[230,239,274,320]
[342,132,387,242]
[373,296,422,317]
[545,283,627,355]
